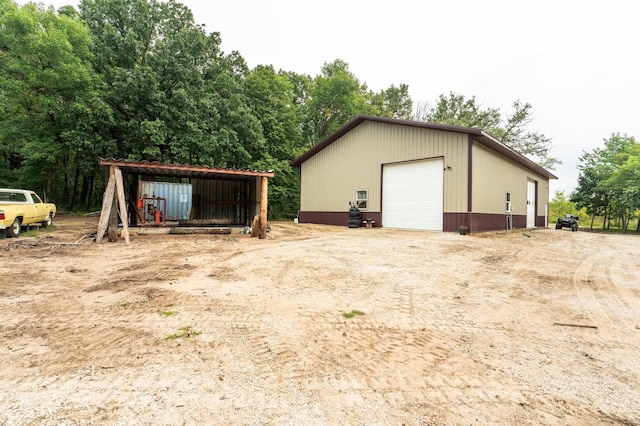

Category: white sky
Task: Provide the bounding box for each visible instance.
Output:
[23,0,640,195]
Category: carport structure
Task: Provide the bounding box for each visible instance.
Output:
[97,159,274,243]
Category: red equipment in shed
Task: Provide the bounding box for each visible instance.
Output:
[137,194,166,226]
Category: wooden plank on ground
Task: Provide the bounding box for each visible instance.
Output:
[177,218,232,226]
[553,322,598,329]
[169,228,232,235]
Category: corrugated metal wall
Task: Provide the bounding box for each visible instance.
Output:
[300,121,468,213]
[139,181,192,220]
[471,143,549,216]
[192,179,250,224]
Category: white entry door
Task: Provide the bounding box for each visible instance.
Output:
[526,180,536,228]
[382,159,443,230]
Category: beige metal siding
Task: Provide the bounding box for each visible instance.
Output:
[472,142,550,216]
[300,121,468,213]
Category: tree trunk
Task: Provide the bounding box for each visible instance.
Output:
[46,169,53,199]
[79,173,90,210]
[69,165,80,210]
[62,156,70,207]
[85,175,95,211]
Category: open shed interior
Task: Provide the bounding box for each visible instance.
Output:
[97,159,273,240]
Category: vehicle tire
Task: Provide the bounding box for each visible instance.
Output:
[555,223,562,229]
[42,213,53,228]
[7,218,21,238]
[571,223,578,232]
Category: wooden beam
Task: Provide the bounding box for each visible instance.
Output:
[96,167,116,243]
[259,176,268,239]
[114,167,130,245]
[99,159,274,178]
[553,322,598,329]
[250,215,260,238]
[107,190,118,242]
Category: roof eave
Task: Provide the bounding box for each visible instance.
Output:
[291,115,557,180]
[99,158,275,179]
[474,131,558,180]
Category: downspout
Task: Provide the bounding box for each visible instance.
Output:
[467,135,473,231]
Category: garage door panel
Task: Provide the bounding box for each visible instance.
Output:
[382,159,443,230]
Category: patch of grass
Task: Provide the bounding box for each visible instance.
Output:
[20,227,43,237]
[121,301,132,308]
[165,326,202,339]
[160,310,176,317]
[342,309,365,319]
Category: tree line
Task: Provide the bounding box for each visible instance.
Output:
[570,134,640,232]
[1,0,556,217]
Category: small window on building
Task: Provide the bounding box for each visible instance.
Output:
[505,192,512,213]
[356,189,368,210]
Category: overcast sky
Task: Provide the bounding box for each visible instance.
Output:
[22,0,640,195]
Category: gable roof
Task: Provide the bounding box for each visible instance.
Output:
[290,115,557,180]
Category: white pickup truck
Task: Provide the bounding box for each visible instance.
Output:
[0,189,57,238]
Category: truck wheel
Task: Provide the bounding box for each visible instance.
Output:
[571,223,578,232]
[42,213,53,228]
[555,223,562,229]
[7,218,21,238]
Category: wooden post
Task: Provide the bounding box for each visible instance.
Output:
[107,191,118,242]
[258,176,268,239]
[130,173,139,226]
[96,167,116,243]
[114,167,130,245]
[250,215,260,238]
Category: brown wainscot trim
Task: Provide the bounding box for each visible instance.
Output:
[466,213,526,232]
[299,211,541,232]
[298,211,381,227]
[443,213,471,232]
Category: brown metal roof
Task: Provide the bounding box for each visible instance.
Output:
[290,115,558,180]
[99,159,274,179]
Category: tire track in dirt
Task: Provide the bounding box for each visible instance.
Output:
[574,257,640,342]
[393,284,415,316]
[572,250,640,409]
[295,308,582,424]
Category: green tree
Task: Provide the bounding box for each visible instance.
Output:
[572,133,640,231]
[79,0,264,168]
[0,0,108,208]
[425,92,501,131]
[600,137,640,232]
[420,92,559,169]
[369,83,413,120]
[549,191,578,222]
[303,59,370,144]
[245,65,305,217]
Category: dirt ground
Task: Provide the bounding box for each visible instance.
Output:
[1,215,639,425]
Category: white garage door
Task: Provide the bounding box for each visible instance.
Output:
[382,159,443,230]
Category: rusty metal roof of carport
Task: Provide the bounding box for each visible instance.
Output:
[99,158,274,180]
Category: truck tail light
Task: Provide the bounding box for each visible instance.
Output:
[0,210,4,220]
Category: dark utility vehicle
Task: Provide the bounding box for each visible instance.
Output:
[556,214,579,231]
